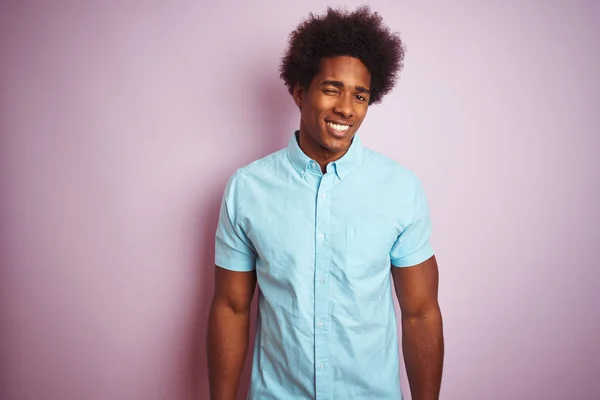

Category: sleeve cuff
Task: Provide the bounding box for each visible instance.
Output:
[215,249,255,272]
[391,243,434,268]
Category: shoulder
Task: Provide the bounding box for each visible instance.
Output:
[225,148,287,196]
[233,148,285,181]
[361,147,430,218]
[362,147,422,188]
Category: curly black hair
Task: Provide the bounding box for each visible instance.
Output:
[280,6,405,105]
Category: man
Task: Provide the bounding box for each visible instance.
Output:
[208,6,444,400]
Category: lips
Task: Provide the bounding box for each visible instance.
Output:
[324,121,351,139]
[328,121,350,131]
[325,119,352,133]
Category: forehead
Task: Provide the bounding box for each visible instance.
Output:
[315,56,371,88]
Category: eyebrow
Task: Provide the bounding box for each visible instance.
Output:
[320,80,371,94]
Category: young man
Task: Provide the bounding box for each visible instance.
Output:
[208,6,444,400]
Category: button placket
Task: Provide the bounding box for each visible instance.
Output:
[313,172,334,398]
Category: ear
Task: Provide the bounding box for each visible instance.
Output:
[292,84,303,110]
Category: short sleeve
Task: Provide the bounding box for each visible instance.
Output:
[214,173,257,271]
[390,174,435,267]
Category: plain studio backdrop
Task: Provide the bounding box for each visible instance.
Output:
[0,1,598,399]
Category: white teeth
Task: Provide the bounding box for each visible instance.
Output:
[327,122,350,131]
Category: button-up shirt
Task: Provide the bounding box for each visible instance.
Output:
[215,132,434,399]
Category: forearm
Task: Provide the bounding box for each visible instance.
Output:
[401,306,444,400]
[207,299,252,400]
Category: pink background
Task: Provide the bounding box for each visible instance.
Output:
[1,1,598,399]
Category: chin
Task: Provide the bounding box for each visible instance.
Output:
[320,135,351,153]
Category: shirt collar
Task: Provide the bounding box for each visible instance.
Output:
[286,131,364,180]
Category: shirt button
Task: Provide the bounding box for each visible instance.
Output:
[319,277,325,283]
[319,193,326,198]
[318,321,324,328]
[318,234,325,240]
[318,364,324,370]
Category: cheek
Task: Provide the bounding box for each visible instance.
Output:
[357,107,369,121]
[310,103,327,124]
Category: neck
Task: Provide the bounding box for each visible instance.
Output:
[297,130,349,173]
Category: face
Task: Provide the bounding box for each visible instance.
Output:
[293,56,371,164]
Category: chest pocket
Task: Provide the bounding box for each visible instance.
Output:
[344,225,396,279]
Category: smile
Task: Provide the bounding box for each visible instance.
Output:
[326,122,351,132]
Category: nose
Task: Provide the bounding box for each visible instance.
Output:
[332,92,354,119]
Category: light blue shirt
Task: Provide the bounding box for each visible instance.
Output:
[215,132,434,399]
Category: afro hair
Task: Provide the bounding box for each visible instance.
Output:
[279,6,405,105]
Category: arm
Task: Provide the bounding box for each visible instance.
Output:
[207,266,257,400]
[392,255,444,400]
